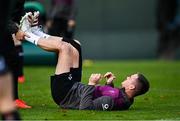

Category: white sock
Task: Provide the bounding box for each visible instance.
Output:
[25,32,41,45]
[31,26,50,39]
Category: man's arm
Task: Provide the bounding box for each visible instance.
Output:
[79,85,95,110]
[79,85,115,111]
[104,72,116,87]
[79,74,102,110]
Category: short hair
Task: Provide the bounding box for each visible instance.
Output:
[135,73,150,96]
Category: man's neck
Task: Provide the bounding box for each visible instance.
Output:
[125,89,134,99]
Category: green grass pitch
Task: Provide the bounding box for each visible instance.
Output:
[18,60,180,120]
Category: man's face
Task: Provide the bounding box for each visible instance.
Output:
[121,74,139,88]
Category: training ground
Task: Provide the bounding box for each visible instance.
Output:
[18,60,180,120]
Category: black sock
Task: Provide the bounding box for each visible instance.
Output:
[12,74,18,99]
[15,45,24,77]
[1,110,21,120]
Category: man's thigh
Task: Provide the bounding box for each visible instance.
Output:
[62,39,82,69]
[55,42,73,75]
[50,72,76,105]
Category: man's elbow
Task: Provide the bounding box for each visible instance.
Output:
[79,106,94,110]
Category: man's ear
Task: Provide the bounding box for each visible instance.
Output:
[129,84,135,90]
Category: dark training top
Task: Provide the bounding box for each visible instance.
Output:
[94,85,134,110]
[60,82,133,110]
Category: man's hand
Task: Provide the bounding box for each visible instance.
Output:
[15,30,29,41]
[104,72,116,85]
[88,73,102,86]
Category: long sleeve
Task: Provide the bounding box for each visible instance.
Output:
[79,85,115,110]
[79,85,95,110]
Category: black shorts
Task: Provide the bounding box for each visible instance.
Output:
[50,39,82,105]
[51,68,81,105]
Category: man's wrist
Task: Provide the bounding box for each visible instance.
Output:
[88,82,96,86]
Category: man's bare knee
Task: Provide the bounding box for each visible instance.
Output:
[56,39,81,52]
[59,42,72,54]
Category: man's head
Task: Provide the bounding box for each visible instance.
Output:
[121,73,149,97]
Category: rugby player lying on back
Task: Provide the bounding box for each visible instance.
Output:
[19,12,150,110]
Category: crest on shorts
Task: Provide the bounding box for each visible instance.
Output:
[68,74,72,80]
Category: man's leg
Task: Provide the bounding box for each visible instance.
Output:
[24,31,82,104]
[37,37,80,72]
[0,73,20,120]
[54,42,73,74]
[25,28,81,71]
[15,44,25,83]
[35,37,74,73]
[0,73,15,113]
[37,37,78,105]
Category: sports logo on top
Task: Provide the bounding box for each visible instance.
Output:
[102,104,109,110]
